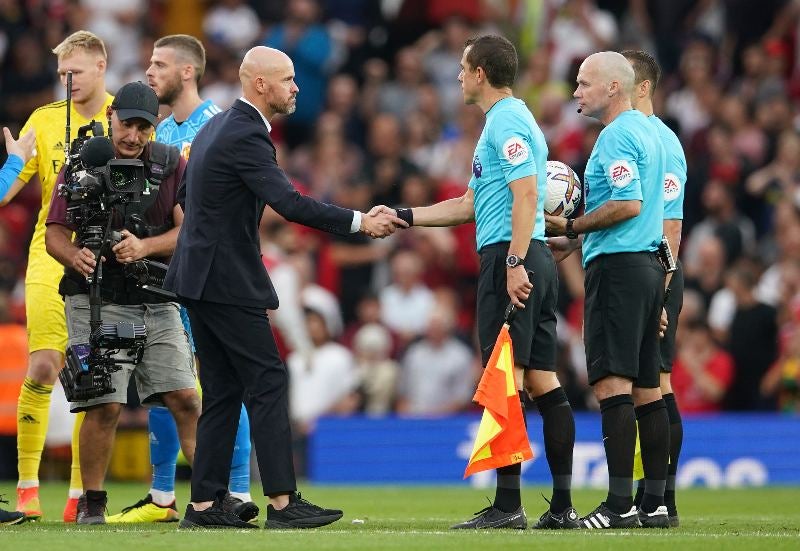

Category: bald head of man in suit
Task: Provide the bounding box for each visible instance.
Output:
[239,46,299,119]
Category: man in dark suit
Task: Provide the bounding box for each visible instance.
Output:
[166,46,405,529]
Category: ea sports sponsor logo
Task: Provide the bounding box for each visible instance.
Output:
[503,137,529,165]
[609,160,633,187]
[664,172,681,200]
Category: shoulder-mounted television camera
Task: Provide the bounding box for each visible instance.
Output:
[59,122,147,229]
[56,72,156,402]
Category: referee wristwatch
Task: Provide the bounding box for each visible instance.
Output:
[506,254,524,268]
[565,218,578,240]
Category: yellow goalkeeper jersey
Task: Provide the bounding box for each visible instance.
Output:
[17,94,114,286]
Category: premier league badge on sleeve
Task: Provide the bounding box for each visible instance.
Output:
[472,154,482,178]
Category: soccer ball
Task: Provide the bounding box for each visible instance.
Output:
[544,160,582,217]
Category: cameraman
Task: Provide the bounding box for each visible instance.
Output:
[44,82,199,525]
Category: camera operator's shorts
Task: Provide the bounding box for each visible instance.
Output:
[660,260,684,373]
[583,251,665,389]
[64,294,195,412]
[477,239,558,371]
[25,282,68,354]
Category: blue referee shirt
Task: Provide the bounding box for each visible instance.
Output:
[468,97,549,250]
[581,109,665,267]
[650,115,686,221]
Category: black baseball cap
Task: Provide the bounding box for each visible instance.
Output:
[111,81,159,126]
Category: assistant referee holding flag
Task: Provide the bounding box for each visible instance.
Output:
[374,34,578,529]
[547,51,670,529]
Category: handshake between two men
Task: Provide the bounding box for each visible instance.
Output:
[359,205,412,238]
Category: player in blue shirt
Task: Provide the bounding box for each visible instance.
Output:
[0,128,35,200]
[375,34,578,530]
[623,49,687,528]
[547,51,670,529]
[106,35,255,524]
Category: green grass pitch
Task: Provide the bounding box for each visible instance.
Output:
[2,482,799,550]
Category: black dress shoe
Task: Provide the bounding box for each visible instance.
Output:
[265,492,343,529]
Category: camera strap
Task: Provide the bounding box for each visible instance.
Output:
[146,142,179,192]
[122,143,180,230]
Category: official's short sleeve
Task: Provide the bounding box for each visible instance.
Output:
[663,171,685,220]
[598,130,642,201]
[662,139,687,220]
[488,110,537,184]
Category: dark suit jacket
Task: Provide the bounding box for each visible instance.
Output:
[165,99,355,309]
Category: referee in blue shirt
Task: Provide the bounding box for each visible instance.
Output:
[374,34,578,530]
[623,49,687,528]
[547,51,670,529]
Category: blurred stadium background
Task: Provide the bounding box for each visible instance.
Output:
[0,0,799,491]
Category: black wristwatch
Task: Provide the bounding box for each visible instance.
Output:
[566,218,578,240]
[506,254,524,268]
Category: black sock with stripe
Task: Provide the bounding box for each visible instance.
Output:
[599,394,636,514]
[535,387,575,513]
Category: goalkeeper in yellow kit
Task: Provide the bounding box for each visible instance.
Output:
[0,30,114,522]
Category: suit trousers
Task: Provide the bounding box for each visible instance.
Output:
[185,299,296,500]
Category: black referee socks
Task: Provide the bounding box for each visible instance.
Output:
[635,398,670,514]
[535,387,575,513]
[664,393,683,513]
[492,391,529,513]
[599,394,636,514]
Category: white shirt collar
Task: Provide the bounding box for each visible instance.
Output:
[238,97,272,133]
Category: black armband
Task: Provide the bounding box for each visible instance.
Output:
[395,207,414,227]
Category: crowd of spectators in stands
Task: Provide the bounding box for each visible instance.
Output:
[2,0,800,450]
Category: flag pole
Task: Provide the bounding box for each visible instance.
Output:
[464,269,536,477]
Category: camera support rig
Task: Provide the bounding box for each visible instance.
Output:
[57,71,148,402]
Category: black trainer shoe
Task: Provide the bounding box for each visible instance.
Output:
[580,503,640,529]
[77,491,107,525]
[532,506,580,529]
[222,493,259,523]
[638,505,670,528]
[179,497,258,530]
[450,504,527,529]
[265,492,343,529]
[666,502,679,527]
[0,495,25,526]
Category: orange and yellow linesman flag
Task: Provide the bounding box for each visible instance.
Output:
[464,324,533,478]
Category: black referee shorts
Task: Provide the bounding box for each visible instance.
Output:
[476,239,558,371]
[584,251,665,388]
[660,259,684,373]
